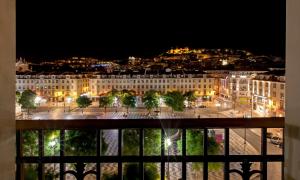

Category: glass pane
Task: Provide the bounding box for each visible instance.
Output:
[101,129,118,156]
[230,128,261,155]
[44,163,59,180]
[22,130,39,156]
[23,163,38,180]
[268,162,282,180]
[186,129,204,155]
[64,130,97,156]
[165,162,181,180]
[207,129,224,155]
[267,128,283,155]
[123,163,139,180]
[164,129,182,156]
[101,163,118,180]
[144,129,161,156]
[187,162,203,180]
[122,129,139,156]
[144,163,160,180]
[208,162,224,180]
[44,130,60,156]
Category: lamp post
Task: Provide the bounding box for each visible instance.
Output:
[166,137,172,180]
[34,96,42,107]
[66,97,72,112]
[159,97,163,114]
[49,139,57,178]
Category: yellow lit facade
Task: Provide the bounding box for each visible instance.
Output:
[16,74,89,102]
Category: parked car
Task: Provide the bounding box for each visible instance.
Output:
[270,136,282,145]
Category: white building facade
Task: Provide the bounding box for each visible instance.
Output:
[16,73,89,102]
[89,74,217,100]
[252,75,285,117]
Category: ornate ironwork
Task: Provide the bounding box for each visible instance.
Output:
[63,162,97,180]
[16,118,284,180]
[229,159,262,180]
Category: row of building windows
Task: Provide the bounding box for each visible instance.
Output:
[17,79,80,84]
[91,78,213,84]
[16,85,88,90]
[91,84,212,90]
[253,81,285,90]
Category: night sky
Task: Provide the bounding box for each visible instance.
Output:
[17,0,285,60]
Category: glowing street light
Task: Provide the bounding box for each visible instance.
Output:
[166,138,172,147]
[66,97,72,104]
[48,139,58,176]
[34,96,42,104]
[49,140,57,148]
[34,96,42,107]
[65,97,72,112]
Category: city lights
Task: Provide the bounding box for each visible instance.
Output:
[34,96,42,104]
[166,138,172,147]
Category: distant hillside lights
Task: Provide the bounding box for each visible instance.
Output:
[221,59,228,66]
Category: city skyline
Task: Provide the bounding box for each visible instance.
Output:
[17,1,285,60]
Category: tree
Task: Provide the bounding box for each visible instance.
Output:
[122,129,139,155]
[144,163,160,180]
[163,91,185,112]
[108,89,120,97]
[64,130,97,156]
[121,93,136,113]
[107,89,121,111]
[142,90,159,115]
[18,90,37,115]
[184,90,197,108]
[99,96,113,113]
[186,129,222,176]
[16,91,21,102]
[24,164,38,180]
[22,130,39,156]
[144,129,161,155]
[76,95,92,114]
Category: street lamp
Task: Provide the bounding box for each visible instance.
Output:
[49,140,57,149]
[159,97,163,113]
[166,138,172,147]
[165,137,172,180]
[34,96,42,107]
[49,139,58,178]
[66,97,72,112]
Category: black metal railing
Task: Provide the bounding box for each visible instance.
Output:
[16,117,284,180]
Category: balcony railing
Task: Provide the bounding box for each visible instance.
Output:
[16,117,284,180]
